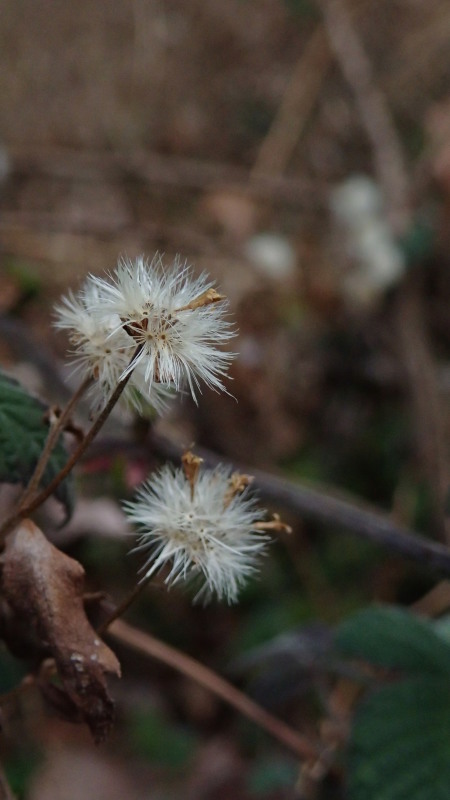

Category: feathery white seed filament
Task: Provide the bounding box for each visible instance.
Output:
[124,463,269,604]
[54,276,173,415]
[88,254,236,401]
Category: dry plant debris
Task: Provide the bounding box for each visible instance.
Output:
[0,519,120,742]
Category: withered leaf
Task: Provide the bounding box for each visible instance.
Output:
[1,519,121,741]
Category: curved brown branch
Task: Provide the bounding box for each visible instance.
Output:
[96,580,150,636]
[108,618,322,763]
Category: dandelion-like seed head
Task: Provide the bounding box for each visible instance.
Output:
[124,454,272,604]
[89,254,236,401]
[54,276,172,416]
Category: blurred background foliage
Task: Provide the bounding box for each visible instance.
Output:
[0,0,450,797]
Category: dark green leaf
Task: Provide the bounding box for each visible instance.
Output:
[349,676,450,800]
[337,606,450,675]
[0,370,74,519]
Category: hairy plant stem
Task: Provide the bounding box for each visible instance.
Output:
[18,375,92,512]
[97,578,151,636]
[0,345,143,541]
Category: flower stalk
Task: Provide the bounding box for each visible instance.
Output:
[0,345,143,540]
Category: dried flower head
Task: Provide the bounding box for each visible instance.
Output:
[54,277,172,416]
[89,254,235,401]
[124,454,271,604]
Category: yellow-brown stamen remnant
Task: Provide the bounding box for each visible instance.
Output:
[223,472,254,508]
[176,288,225,313]
[254,514,292,535]
[182,450,204,499]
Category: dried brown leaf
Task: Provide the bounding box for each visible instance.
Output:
[1,519,120,741]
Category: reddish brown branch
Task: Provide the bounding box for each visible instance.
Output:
[109,618,322,763]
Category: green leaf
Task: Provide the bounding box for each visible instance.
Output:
[0,370,74,519]
[337,606,450,675]
[349,676,450,800]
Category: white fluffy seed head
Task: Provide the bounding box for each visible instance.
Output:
[89,254,236,401]
[54,277,173,416]
[124,463,270,604]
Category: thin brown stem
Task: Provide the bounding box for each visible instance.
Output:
[0,345,143,541]
[18,375,91,511]
[97,578,151,636]
[109,618,322,763]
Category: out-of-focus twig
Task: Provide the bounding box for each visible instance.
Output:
[317,0,411,233]
[109,618,322,763]
[7,146,323,207]
[251,26,331,179]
